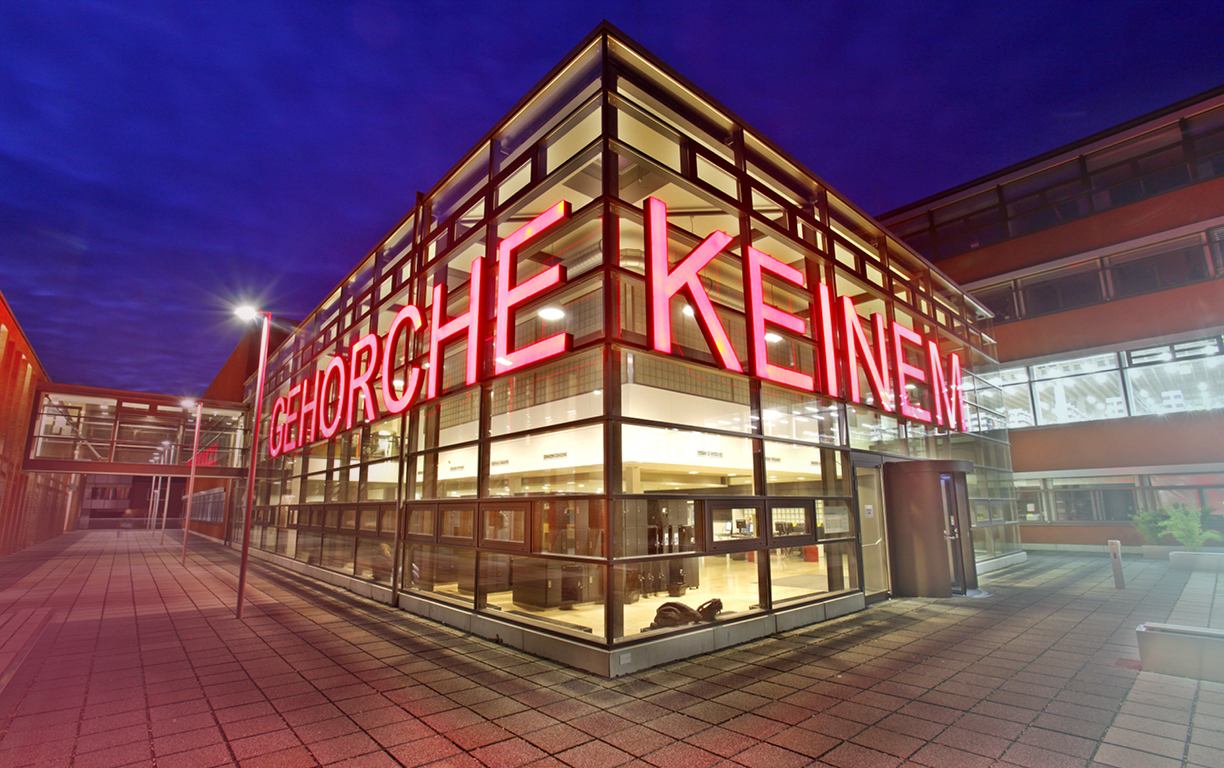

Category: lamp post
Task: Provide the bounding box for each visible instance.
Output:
[181,398,203,565]
[235,306,272,619]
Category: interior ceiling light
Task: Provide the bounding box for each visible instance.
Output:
[538,307,565,321]
[764,332,782,343]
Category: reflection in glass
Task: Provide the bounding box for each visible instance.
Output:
[402,544,474,607]
[481,554,606,639]
[768,542,858,605]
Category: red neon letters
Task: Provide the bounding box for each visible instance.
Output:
[644,197,743,373]
[495,201,572,374]
[268,196,970,458]
[745,246,813,391]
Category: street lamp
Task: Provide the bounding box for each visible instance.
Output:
[234,305,272,619]
[181,398,204,565]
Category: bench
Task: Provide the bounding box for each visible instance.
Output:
[1136,622,1224,682]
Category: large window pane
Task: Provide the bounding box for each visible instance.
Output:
[1127,356,1224,415]
[480,554,607,639]
[487,424,604,496]
[1034,371,1125,425]
[622,350,751,433]
[762,440,851,497]
[615,498,699,557]
[769,542,859,606]
[488,348,603,437]
[760,385,843,445]
[538,499,607,557]
[622,424,755,495]
[614,553,762,640]
[412,446,478,499]
[402,544,474,607]
[355,539,394,584]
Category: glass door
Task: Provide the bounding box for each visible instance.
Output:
[941,474,966,595]
[855,464,891,600]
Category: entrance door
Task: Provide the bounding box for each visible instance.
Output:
[940,474,966,595]
[854,463,891,601]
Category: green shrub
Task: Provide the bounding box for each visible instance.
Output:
[1132,506,1168,545]
[1160,504,1223,552]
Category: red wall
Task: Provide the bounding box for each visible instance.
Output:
[1011,412,1224,473]
[993,280,1224,362]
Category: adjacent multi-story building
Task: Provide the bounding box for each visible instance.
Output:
[879,85,1224,551]
[1,288,73,557]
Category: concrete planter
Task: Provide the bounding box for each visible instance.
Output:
[1169,551,1224,572]
[1142,545,1179,559]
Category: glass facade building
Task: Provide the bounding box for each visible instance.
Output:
[236,27,1013,674]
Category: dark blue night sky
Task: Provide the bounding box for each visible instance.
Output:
[2,0,1222,396]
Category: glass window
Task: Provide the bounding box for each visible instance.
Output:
[710,503,762,547]
[1127,356,1224,415]
[537,499,607,557]
[488,349,603,437]
[355,539,394,584]
[762,440,851,497]
[406,506,434,539]
[768,541,858,606]
[622,424,756,495]
[1109,240,1208,297]
[615,498,699,557]
[759,386,843,446]
[768,502,812,540]
[321,534,353,573]
[622,350,751,433]
[495,41,600,173]
[367,416,402,461]
[481,505,528,550]
[364,459,399,502]
[411,445,479,500]
[439,506,475,542]
[617,102,681,171]
[816,500,856,539]
[402,543,474,607]
[545,98,601,173]
[483,554,606,639]
[1033,371,1125,425]
[845,407,903,455]
[1021,266,1103,316]
[614,553,761,640]
[416,388,480,450]
[1001,383,1036,429]
[486,424,604,496]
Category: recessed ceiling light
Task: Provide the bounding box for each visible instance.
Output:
[765,332,782,343]
[538,307,565,321]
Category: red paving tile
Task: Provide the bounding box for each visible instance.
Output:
[0,535,1216,768]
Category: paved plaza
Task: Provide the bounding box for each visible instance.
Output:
[0,532,1221,768]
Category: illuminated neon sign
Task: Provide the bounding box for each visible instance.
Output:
[268,197,966,456]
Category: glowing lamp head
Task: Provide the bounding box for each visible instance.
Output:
[235,306,260,322]
[181,398,197,409]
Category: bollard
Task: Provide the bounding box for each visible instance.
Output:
[1108,539,1125,589]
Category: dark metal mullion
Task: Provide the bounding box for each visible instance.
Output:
[599,33,620,647]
